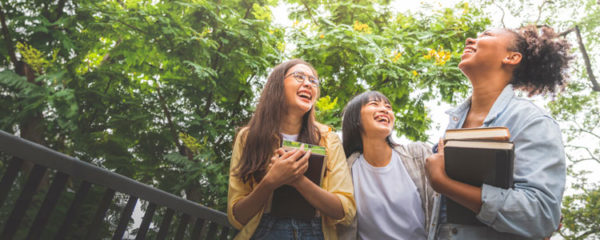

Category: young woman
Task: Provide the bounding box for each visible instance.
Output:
[337,91,436,240]
[425,26,571,239]
[227,59,355,240]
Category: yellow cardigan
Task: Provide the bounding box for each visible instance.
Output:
[227,126,356,240]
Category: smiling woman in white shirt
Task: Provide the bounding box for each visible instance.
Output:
[337,91,436,240]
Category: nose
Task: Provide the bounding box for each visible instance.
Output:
[301,78,313,88]
[465,37,476,45]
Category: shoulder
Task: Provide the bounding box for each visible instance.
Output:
[503,97,560,135]
[234,127,250,148]
[315,121,333,134]
[315,122,339,145]
[394,142,433,157]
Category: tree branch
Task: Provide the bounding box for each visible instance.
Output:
[558,27,575,37]
[0,4,18,69]
[574,25,600,91]
[493,1,506,28]
[155,84,184,155]
[301,0,318,26]
[575,227,600,240]
[574,127,600,139]
[534,0,550,25]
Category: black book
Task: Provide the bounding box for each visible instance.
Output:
[444,140,514,225]
[270,140,327,219]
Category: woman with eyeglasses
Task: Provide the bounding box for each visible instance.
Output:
[227,59,355,240]
[336,91,435,240]
[425,25,571,239]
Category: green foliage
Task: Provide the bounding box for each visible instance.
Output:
[289,0,489,140]
[1,0,597,237]
[560,169,600,240]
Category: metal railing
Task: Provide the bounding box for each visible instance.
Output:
[0,130,236,239]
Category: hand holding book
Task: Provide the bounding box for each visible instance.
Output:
[270,140,328,219]
[263,145,311,190]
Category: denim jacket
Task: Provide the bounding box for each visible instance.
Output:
[429,84,566,239]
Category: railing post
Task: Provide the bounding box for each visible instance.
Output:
[156,208,175,240]
[174,214,191,239]
[112,195,138,240]
[1,164,47,240]
[0,157,24,208]
[135,202,157,240]
[26,171,69,240]
[54,181,91,240]
[85,188,115,239]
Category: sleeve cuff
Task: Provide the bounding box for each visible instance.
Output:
[476,184,510,225]
[325,193,355,226]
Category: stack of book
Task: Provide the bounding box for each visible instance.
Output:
[443,127,514,225]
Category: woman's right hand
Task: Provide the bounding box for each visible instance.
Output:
[263,145,311,189]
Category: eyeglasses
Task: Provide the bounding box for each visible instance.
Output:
[285,71,319,88]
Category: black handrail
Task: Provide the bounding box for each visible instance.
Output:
[0,130,235,239]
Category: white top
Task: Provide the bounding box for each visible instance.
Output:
[352,150,426,240]
[281,133,298,141]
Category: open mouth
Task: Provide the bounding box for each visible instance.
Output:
[463,46,476,54]
[297,89,313,101]
[374,114,390,124]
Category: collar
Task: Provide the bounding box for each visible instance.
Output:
[445,84,515,125]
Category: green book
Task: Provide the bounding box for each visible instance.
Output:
[271,140,327,219]
[281,139,327,156]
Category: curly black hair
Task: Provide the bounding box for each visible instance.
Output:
[507,25,573,95]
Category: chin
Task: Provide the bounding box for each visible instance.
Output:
[296,102,313,113]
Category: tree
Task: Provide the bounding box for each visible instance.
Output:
[1,0,282,237]
[285,0,490,140]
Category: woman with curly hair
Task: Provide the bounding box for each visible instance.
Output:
[425,25,572,239]
[227,59,355,240]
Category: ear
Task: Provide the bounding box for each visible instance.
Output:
[502,51,522,66]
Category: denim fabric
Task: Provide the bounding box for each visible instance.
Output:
[251,214,324,240]
[431,85,565,239]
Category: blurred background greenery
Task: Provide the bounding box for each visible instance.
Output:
[0,0,597,238]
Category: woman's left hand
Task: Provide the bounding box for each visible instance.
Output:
[425,138,449,191]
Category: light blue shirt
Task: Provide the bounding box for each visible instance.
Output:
[433,84,566,239]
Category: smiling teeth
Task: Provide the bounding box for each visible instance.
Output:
[298,92,311,99]
[375,115,389,123]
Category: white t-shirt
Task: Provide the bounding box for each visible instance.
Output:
[281,133,298,141]
[352,150,426,240]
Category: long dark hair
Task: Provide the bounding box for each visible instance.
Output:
[234,59,321,183]
[342,91,395,158]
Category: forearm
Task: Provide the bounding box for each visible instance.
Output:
[294,176,345,219]
[232,178,275,225]
[433,175,482,213]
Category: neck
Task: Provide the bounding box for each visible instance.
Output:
[361,134,392,167]
[465,69,511,115]
[280,111,304,135]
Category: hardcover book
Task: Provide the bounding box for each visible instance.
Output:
[270,140,327,219]
[445,127,510,142]
[444,129,514,225]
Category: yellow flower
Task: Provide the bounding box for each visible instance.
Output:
[353,21,372,34]
[391,51,402,63]
[412,70,418,76]
[320,34,325,39]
